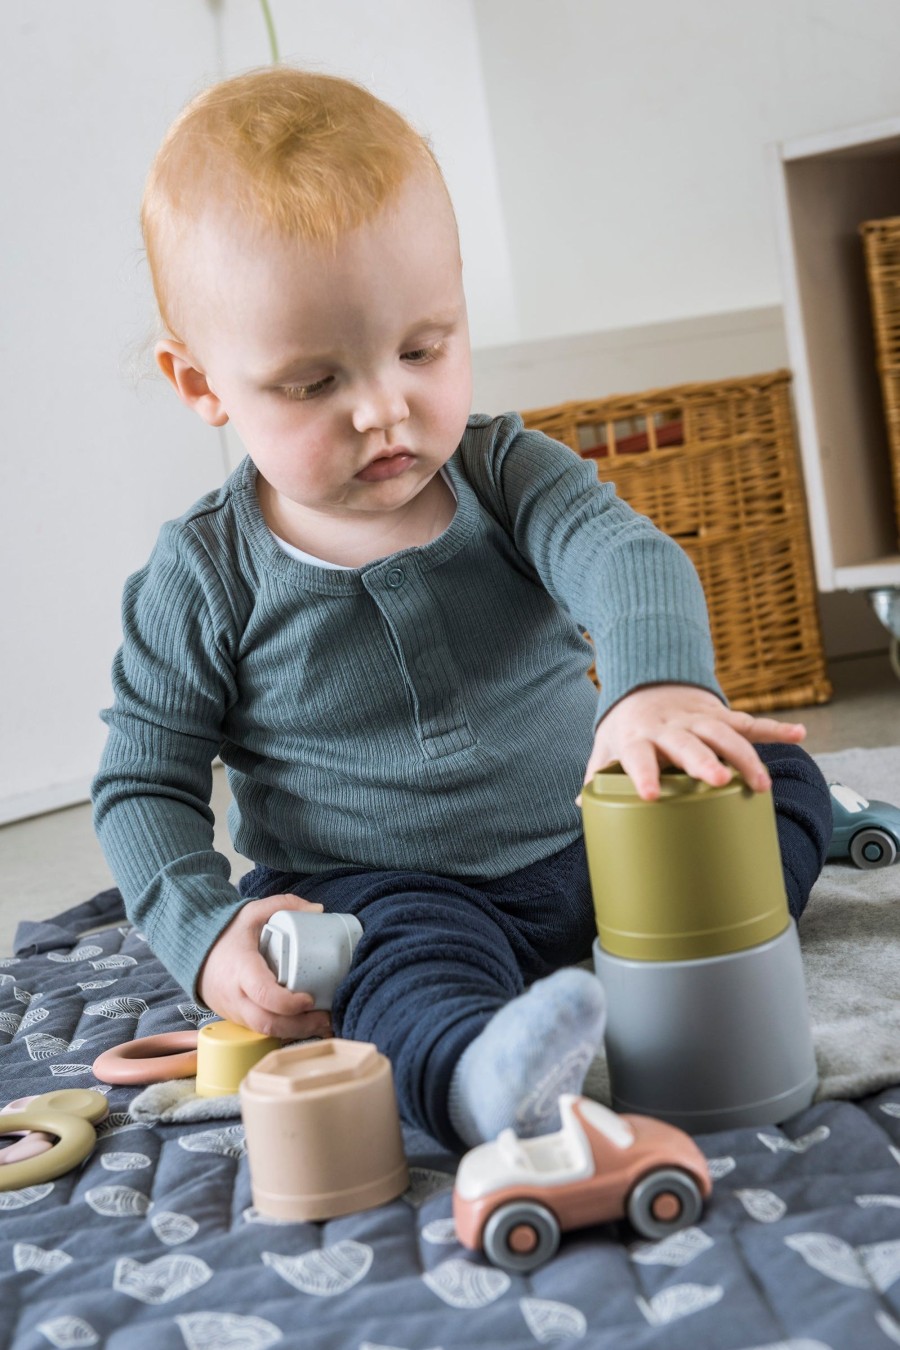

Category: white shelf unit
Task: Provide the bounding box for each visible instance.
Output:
[772,118,900,593]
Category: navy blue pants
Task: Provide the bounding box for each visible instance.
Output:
[240,743,831,1149]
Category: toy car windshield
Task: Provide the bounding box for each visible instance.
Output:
[829,782,869,813]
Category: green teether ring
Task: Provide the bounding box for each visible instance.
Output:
[0,1109,97,1191]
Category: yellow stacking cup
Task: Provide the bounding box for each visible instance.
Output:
[195,1021,282,1098]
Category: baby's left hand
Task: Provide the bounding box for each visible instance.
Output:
[582,684,806,802]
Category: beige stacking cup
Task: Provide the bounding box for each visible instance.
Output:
[240,1039,409,1221]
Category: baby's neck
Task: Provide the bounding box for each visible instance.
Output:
[257,472,456,569]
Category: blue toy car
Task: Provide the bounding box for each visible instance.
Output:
[827,781,900,869]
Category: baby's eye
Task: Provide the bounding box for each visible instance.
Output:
[282,376,333,401]
[401,343,443,365]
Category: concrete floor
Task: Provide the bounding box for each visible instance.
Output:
[0,650,896,958]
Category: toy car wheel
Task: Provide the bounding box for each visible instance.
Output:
[849,828,898,869]
[627,1167,704,1240]
[481,1200,560,1272]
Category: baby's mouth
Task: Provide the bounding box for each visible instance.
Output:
[355,450,415,482]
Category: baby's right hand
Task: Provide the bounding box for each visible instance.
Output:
[197,894,334,1040]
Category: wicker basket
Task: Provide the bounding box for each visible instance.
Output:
[860,215,900,543]
[522,370,832,712]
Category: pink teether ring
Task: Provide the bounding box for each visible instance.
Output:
[92,1030,199,1085]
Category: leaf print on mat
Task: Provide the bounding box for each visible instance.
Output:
[423,1257,510,1309]
[179,1125,246,1158]
[636,1282,724,1325]
[85,1185,152,1218]
[876,1309,900,1345]
[402,1167,455,1207]
[859,1239,900,1292]
[178,1003,220,1027]
[0,1183,54,1209]
[83,996,149,1019]
[0,1011,22,1034]
[421,1217,460,1245]
[24,1033,71,1060]
[175,1312,283,1350]
[20,1005,49,1029]
[631,1226,714,1266]
[90,955,137,969]
[784,1233,868,1288]
[857,1194,900,1209]
[152,1210,200,1246]
[96,1113,146,1136]
[100,1151,152,1171]
[113,1253,212,1304]
[757,1126,829,1154]
[46,945,104,963]
[36,1315,99,1346]
[13,1242,73,1274]
[263,1241,373,1296]
[49,1064,93,1077]
[520,1296,587,1342]
[77,980,117,991]
[242,1206,294,1227]
[881,1102,900,1118]
[735,1189,788,1222]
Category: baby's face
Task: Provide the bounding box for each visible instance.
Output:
[177,171,472,539]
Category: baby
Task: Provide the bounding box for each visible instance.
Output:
[93,68,832,1150]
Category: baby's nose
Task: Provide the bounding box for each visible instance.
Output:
[351,378,409,434]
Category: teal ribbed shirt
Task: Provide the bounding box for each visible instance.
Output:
[92,413,721,995]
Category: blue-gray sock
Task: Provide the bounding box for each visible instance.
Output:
[447,967,606,1148]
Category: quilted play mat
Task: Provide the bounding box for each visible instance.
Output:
[0,746,898,1349]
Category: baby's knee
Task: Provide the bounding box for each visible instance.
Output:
[758,741,831,827]
[756,741,832,919]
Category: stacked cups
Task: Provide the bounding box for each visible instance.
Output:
[582,768,818,1132]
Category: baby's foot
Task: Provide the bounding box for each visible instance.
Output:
[447,967,606,1147]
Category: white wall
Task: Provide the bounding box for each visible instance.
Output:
[0,0,513,821]
[473,0,900,341]
[0,1,228,822]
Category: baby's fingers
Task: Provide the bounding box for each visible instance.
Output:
[237,965,333,1040]
[727,711,806,744]
[684,719,771,791]
[653,726,734,791]
[617,740,664,802]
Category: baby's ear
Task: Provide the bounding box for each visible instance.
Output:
[155,340,229,428]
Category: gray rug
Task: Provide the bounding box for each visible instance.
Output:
[585,745,900,1109]
[804,744,900,1101]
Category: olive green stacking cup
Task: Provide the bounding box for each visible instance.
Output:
[582,766,789,962]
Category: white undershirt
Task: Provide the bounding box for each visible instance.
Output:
[270,468,457,569]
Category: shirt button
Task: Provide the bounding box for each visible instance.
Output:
[385,567,405,588]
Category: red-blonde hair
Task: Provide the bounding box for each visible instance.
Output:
[142,67,448,338]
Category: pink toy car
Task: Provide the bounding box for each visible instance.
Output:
[453,1094,712,1272]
